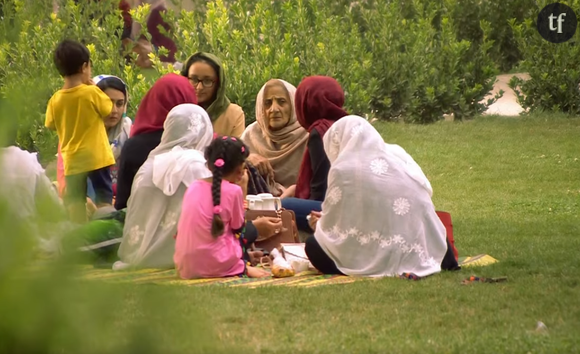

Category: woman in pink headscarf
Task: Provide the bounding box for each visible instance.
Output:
[115,73,198,210]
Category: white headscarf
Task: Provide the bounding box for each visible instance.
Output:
[0,146,71,255]
[0,147,61,220]
[93,74,132,161]
[116,104,213,269]
[314,115,448,277]
[150,104,214,195]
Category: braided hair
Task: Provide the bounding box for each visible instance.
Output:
[205,135,250,237]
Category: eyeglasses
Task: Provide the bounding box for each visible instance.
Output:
[188,76,215,88]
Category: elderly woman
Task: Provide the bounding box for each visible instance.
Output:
[114,103,214,270]
[115,73,197,210]
[56,74,132,208]
[281,76,348,231]
[242,79,308,197]
[180,52,245,137]
[305,116,459,277]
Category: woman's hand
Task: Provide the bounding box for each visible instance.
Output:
[247,153,274,179]
[253,216,283,237]
[246,266,270,278]
[308,211,322,231]
[280,184,296,199]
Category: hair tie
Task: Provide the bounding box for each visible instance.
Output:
[213,133,218,139]
[214,158,225,168]
[213,205,222,214]
[231,137,237,141]
[222,136,228,140]
[241,146,245,153]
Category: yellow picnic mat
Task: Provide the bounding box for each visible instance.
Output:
[69,254,498,288]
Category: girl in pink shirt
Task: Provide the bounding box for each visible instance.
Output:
[174,135,270,279]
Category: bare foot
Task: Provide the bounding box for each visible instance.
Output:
[246,266,270,278]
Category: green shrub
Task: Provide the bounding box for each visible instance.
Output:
[508,0,580,115]
[1,0,504,163]
[173,0,499,124]
[451,0,528,73]
[0,0,157,163]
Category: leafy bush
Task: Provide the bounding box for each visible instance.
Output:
[1,0,503,163]
[173,0,500,124]
[508,0,580,115]
[0,0,158,164]
[451,0,528,73]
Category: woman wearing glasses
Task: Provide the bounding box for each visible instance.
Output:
[181,52,246,138]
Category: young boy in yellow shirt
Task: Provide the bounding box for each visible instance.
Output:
[45,39,115,223]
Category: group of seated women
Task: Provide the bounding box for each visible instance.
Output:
[2,50,459,279]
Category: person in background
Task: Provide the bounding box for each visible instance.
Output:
[119,0,132,42]
[145,0,177,64]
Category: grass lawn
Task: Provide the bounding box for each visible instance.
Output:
[2,113,579,353]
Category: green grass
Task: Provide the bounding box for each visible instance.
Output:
[2,113,580,353]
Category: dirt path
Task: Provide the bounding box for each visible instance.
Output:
[482,73,530,116]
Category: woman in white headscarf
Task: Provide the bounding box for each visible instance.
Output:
[305,115,459,277]
[114,104,214,270]
[242,79,308,197]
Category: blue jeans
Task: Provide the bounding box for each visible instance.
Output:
[64,167,112,206]
[87,178,96,202]
[281,197,322,232]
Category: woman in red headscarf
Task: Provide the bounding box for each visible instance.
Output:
[293,76,349,201]
[280,76,348,232]
[114,73,198,210]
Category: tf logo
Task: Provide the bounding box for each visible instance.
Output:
[537,2,577,43]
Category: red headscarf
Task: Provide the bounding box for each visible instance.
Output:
[294,76,348,200]
[130,73,197,137]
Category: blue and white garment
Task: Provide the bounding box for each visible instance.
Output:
[93,75,132,184]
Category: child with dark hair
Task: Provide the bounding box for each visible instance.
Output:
[55,74,132,205]
[174,135,270,279]
[45,39,115,224]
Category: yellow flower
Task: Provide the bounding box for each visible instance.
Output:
[293,57,299,64]
[137,74,144,80]
[50,12,57,21]
[316,42,325,51]
[86,44,96,57]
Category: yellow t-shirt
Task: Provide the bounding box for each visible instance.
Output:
[45,84,115,176]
